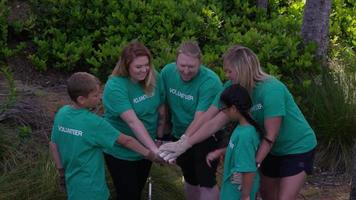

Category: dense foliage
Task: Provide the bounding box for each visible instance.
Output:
[0,0,9,65]
[27,0,318,95]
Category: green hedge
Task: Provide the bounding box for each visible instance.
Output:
[0,0,9,64]
[28,0,319,96]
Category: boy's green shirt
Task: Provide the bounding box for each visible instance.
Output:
[51,105,120,200]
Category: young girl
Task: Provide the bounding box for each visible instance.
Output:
[206,84,263,200]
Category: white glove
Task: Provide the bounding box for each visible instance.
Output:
[158,134,192,162]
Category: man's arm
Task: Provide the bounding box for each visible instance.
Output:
[156,105,166,139]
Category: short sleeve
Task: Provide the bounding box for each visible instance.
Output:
[102,78,132,116]
[196,78,222,112]
[86,117,121,149]
[50,120,58,143]
[262,87,286,118]
[211,81,231,109]
[211,90,223,109]
[51,115,58,143]
[233,133,258,172]
[157,73,166,105]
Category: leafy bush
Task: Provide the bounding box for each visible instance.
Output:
[329,0,356,74]
[28,0,319,92]
[0,0,10,64]
[304,68,356,172]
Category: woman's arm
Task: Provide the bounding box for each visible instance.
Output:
[184,106,220,137]
[116,134,156,161]
[120,110,159,153]
[255,117,282,164]
[188,111,230,145]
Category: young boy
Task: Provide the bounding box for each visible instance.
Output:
[49,72,157,200]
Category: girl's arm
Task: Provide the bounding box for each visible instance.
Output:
[206,147,226,167]
[120,110,159,153]
[241,172,256,200]
[255,117,282,164]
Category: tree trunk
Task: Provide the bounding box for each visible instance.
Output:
[351,143,356,200]
[301,0,332,61]
[256,0,268,10]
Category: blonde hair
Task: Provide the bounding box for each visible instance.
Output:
[223,45,270,93]
[67,72,100,102]
[112,41,156,94]
[176,41,202,61]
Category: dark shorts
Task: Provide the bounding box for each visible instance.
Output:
[174,133,221,187]
[260,148,315,178]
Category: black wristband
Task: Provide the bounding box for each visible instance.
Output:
[263,136,274,145]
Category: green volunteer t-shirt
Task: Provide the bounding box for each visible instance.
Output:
[102,75,164,161]
[212,80,232,109]
[51,105,120,200]
[251,77,317,155]
[220,125,260,200]
[161,62,222,138]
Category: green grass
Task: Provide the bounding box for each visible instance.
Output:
[0,124,185,200]
[0,125,66,200]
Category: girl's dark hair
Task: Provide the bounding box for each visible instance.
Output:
[220,84,265,137]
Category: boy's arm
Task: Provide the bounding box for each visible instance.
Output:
[49,142,64,173]
[241,172,256,200]
[116,134,157,161]
[49,141,66,192]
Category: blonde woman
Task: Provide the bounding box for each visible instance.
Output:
[102,41,165,200]
[159,45,317,200]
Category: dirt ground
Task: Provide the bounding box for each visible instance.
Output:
[2,1,353,200]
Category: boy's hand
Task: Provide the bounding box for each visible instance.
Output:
[58,168,66,193]
[145,150,166,164]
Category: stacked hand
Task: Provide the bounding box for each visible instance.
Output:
[158,134,192,163]
[145,150,165,164]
